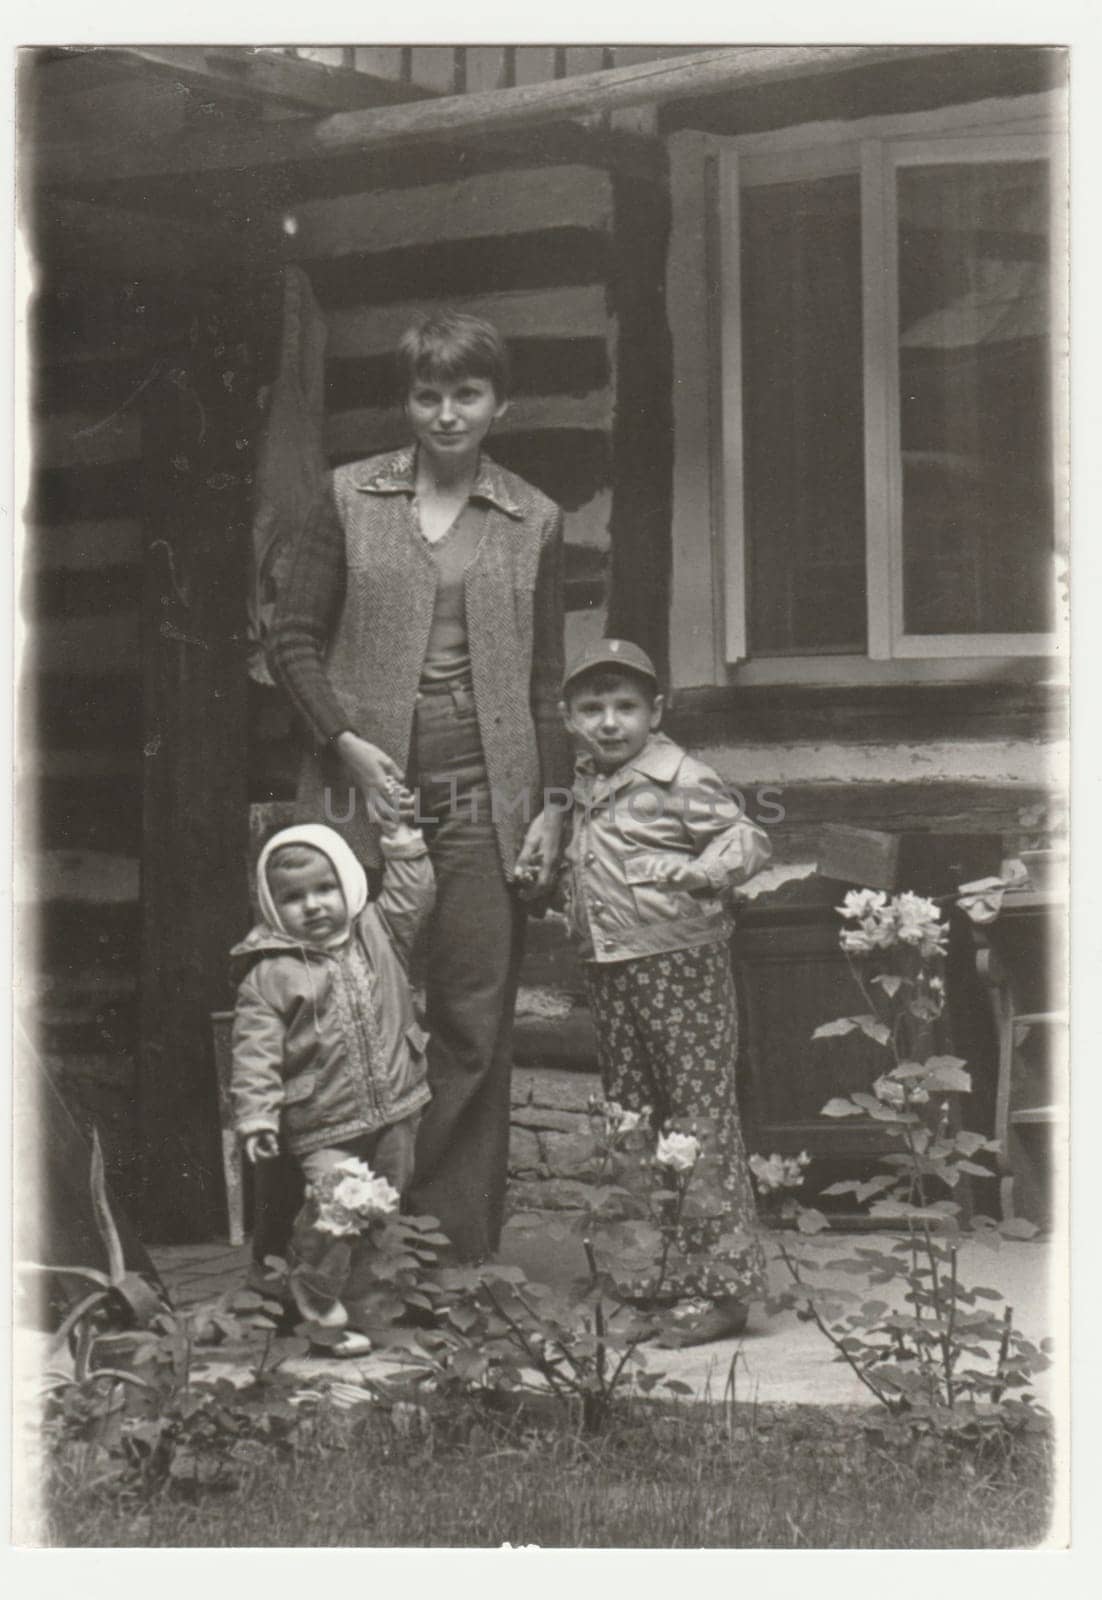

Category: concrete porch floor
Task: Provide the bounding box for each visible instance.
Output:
[145,1219,1062,1410]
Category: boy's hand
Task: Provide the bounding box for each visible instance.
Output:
[652,859,715,893]
[515,809,566,898]
[243,1131,280,1165]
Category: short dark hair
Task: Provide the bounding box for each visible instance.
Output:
[396,309,510,400]
[563,666,659,708]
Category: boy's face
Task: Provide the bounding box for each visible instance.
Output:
[405,373,506,474]
[561,673,663,774]
[267,849,347,943]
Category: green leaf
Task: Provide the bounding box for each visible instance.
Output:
[821,1098,863,1118]
[664,1379,694,1395]
[852,1015,893,1047]
[813,1017,859,1039]
[954,1159,994,1178]
[855,1174,900,1203]
[820,1180,862,1196]
[796,1208,830,1235]
[871,974,905,997]
[954,1130,990,1156]
[89,1127,126,1286]
[925,1063,972,1094]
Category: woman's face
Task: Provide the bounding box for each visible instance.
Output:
[405,373,506,472]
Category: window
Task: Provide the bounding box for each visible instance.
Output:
[715,106,1065,670]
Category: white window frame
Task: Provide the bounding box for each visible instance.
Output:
[712,94,1066,674]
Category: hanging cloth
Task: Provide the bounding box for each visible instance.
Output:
[247,264,329,685]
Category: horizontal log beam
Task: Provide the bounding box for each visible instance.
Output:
[27,194,279,283]
[117,45,437,112]
[39,45,955,189]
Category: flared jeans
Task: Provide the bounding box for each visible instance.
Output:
[404,681,526,1261]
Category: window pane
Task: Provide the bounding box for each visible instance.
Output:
[741,174,866,656]
[897,159,1053,635]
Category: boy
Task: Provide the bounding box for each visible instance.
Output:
[230,816,433,1356]
[556,639,772,1345]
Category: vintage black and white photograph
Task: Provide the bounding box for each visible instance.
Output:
[11,25,1074,1556]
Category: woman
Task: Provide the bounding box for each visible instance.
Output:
[270,310,568,1261]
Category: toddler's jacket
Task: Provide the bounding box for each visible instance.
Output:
[230,831,434,1155]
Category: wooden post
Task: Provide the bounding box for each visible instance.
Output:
[137,287,256,1242]
[606,142,674,682]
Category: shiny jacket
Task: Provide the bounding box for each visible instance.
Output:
[230,832,434,1156]
[269,447,571,875]
[563,734,772,963]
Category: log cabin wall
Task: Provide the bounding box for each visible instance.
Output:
[23,268,259,1242]
[22,279,177,1215]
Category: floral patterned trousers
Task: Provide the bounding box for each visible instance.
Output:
[584,940,767,1304]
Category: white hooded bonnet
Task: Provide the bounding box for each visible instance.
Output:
[256,823,369,945]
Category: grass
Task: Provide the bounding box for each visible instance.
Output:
[35,1396,1054,1549]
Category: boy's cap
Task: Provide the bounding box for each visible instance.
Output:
[561,638,659,695]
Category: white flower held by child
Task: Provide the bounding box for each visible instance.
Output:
[314,1158,401,1236]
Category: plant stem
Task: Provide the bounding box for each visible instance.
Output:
[775,1239,895,1411]
[583,1240,608,1393]
[991,1304,1014,1405]
[943,1245,959,1408]
[480,1280,574,1399]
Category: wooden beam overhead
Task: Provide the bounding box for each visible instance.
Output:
[113,45,437,112]
[39,44,957,190]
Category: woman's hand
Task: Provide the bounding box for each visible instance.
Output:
[514,808,567,898]
[335,732,415,819]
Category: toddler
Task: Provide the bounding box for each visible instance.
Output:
[231,817,433,1355]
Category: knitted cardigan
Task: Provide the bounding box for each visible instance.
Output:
[269,446,570,875]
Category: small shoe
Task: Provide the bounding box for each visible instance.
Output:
[657,1297,750,1348]
[328,1330,373,1360]
[290,1285,349,1329]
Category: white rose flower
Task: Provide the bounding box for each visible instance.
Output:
[655,1130,701,1172]
[363,1176,400,1215]
[326,1159,401,1219]
[315,1211,353,1235]
[894,892,945,951]
[837,889,888,921]
[331,1173,378,1212]
[749,1153,784,1191]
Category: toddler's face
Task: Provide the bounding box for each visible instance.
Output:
[561,673,663,774]
[267,849,347,943]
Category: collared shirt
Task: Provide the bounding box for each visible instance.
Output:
[564,733,772,963]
